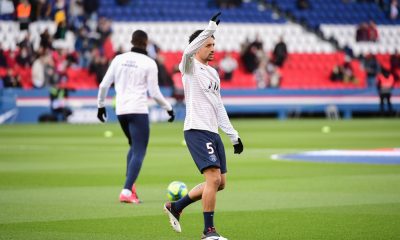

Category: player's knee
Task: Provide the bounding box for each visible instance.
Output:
[218,182,225,191]
[212,175,221,188]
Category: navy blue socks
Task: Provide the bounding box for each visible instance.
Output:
[172,194,194,212]
[203,211,214,234]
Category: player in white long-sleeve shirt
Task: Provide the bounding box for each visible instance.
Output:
[163,13,243,240]
[97,30,174,204]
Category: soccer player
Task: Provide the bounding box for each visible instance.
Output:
[163,12,243,240]
[97,30,175,204]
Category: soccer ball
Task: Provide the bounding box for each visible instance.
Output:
[167,181,188,201]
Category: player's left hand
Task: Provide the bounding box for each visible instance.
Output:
[167,109,175,122]
[210,12,221,25]
[233,138,243,154]
[97,107,107,122]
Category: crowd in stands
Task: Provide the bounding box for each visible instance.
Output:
[239,35,284,88]
[0,0,399,91]
[356,21,379,42]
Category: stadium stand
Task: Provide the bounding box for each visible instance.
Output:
[0,0,399,122]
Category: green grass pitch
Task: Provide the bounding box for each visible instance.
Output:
[1,119,400,239]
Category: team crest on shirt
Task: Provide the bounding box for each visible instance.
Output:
[209,154,217,162]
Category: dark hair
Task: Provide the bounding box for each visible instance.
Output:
[131,30,148,48]
[189,30,214,44]
[381,67,390,78]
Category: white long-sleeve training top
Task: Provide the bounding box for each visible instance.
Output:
[98,50,172,115]
[179,21,239,144]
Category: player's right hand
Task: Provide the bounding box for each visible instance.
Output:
[233,138,243,154]
[210,12,221,25]
[167,109,175,122]
[97,107,107,122]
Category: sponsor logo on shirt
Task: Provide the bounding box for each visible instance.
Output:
[203,81,219,96]
[122,60,138,68]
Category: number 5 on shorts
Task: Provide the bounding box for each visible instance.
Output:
[206,142,214,154]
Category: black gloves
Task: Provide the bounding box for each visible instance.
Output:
[211,12,221,25]
[167,110,175,122]
[97,107,107,122]
[233,138,243,154]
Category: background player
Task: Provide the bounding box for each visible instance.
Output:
[97,30,175,204]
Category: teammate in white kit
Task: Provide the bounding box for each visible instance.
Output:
[97,30,174,204]
[163,13,243,240]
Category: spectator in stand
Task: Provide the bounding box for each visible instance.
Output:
[52,44,68,81]
[16,0,31,30]
[32,48,47,88]
[68,0,85,30]
[115,0,130,6]
[272,37,288,67]
[97,17,112,46]
[376,68,395,115]
[330,64,344,82]
[40,29,53,50]
[390,0,398,20]
[54,20,68,39]
[18,33,35,58]
[215,0,242,8]
[255,57,280,88]
[31,0,51,21]
[356,22,369,42]
[74,26,92,67]
[147,40,160,60]
[363,53,380,88]
[0,44,8,67]
[5,49,17,68]
[241,44,259,73]
[102,36,115,61]
[219,52,238,81]
[2,69,21,88]
[241,37,263,73]
[255,59,268,88]
[156,55,173,87]
[367,21,379,42]
[89,51,108,85]
[53,0,67,25]
[343,57,357,83]
[0,0,14,16]
[171,65,184,102]
[115,46,124,56]
[16,46,32,68]
[83,0,99,20]
[330,57,357,83]
[390,50,400,82]
[297,0,310,10]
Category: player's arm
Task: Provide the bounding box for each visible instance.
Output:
[147,62,175,122]
[97,58,117,122]
[179,12,221,74]
[216,94,243,154]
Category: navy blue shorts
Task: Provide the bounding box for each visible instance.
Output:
[184,129,227,174]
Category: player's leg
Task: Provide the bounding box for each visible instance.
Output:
[201,134,228,239]
[117,114,135,202]
[164,130,218,232]
[124,114,149,193]
[118,114,149,203]
[201,167,229,240]
[386,93,393,114]
[379,93,385,114]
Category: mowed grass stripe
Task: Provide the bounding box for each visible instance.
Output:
[0,119,400,239]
